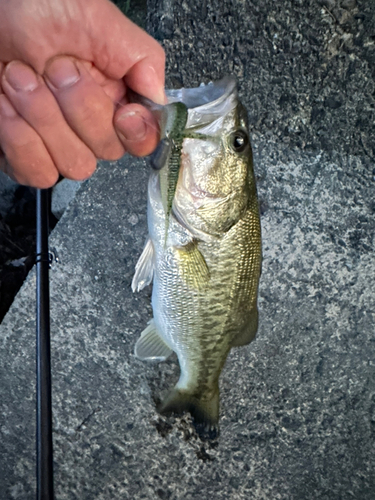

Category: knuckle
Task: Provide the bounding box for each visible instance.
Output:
[8,134,42,156]
[32,105,62,129]
[96,138,125,161]
[79,93,112,124]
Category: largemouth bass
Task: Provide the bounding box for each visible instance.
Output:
[131,77,262,438]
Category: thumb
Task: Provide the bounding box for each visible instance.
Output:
[88,0,166,104]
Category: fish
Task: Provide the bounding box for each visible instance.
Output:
[131,77,262,439]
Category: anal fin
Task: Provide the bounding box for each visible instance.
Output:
[135,319,173,362]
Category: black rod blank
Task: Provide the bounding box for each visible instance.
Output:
[36,188,54,500]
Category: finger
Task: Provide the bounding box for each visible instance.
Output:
[114,103,160,157]
[0,61,4,90]
[2,61,98,181]
[81,60,126,104]
[124,56,167,106]
[88,1,166,104]
[44,56,125,160]
[0,94,58,188]
[0,0,165,103]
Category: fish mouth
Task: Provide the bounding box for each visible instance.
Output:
[128,76,238,130]
[166,76,238,129]
[166,76,236,109]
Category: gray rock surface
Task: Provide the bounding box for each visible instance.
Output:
[149,0,375,162]
[1,0,374,499]
[51,179,83,220]
[0,170,18,218]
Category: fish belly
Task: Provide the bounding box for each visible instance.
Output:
[152,203,261,395]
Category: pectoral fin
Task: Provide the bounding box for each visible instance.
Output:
[132,238,154,292]
[174,241,210,290]
[135,319,173,362]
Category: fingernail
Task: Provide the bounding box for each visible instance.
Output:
[116,111,147,141]
[126,62,166,105]
[153,88,167,106]
[0,95,18,118]
[45,58,80,89]
[4,62,39,92]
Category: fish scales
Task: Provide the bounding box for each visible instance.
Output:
[131,77,261,439]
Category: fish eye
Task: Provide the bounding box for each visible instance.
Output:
[230,130,249,153]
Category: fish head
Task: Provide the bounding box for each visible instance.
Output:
[169,77,254,239]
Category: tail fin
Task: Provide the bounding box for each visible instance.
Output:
[158,386,220,440]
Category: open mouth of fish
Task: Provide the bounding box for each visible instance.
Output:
[166,76,238,130]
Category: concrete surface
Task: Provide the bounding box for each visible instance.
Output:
[52,179,83,220]
[0,171,18,219]
[1,0,374,499]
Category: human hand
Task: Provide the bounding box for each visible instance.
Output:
[0,0,165,188]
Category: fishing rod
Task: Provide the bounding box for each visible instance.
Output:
[35,188,54,500]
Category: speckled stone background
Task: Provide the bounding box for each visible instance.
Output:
[0,0,374,499]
